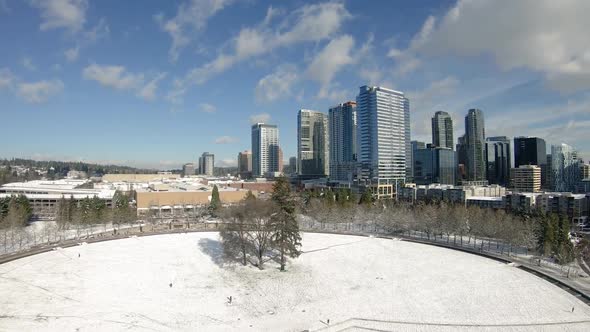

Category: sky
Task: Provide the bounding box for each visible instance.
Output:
[0,0,589,169]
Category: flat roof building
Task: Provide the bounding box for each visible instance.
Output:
[510,165,541,193]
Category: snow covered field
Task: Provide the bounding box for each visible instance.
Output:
[0,232,589,331]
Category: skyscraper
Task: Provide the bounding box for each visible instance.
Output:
[199,152,214,176]
[456,134,468,183]
[551,143,580,192]
[356,85,410,198]
[297,109,329,178]
[465,109,486,182]
[432,111,454,149]
[329,101,357,181]
[237,150,252,179]
[514,137,548,187]
[485,136,511,186]
[251,123,280,177]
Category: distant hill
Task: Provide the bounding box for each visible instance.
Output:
[0,158,156,185]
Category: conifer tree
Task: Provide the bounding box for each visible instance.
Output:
[209,185,221,214]
[270,176,301,271]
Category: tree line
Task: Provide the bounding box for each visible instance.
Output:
[220,177,301,271]
[0,158,156,184]
[0,195,33,229]
[300,188,580,264]
[55,192,136,230]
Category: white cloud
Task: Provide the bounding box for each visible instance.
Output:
[30,0,87,32]
[255,64,299,103]
[179,2,350,88]
[64,46,79,62]
[0,68,15,89]
[137,73,167,101]
[199,103,217,113]
[82,64,144,90]
[0,0,10,13]
[249,113,271,124]
[406,76,460,139]
[156,0,232,62]
[306,35,355,98]
[17,79,64,103]
[83,64,168,101]
[217,159,237,167]
[214,136,238,144]
[396,0,590,92]
[21,57,36,71]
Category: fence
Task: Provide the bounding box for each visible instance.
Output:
[0,217,583,281]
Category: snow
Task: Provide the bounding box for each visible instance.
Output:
[0,232,589,331]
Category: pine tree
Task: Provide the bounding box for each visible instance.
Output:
[244,190,256,202]
[359,188,373,206]
[270,176,301,271]
[556,215,574,263]
[209,185,221,214]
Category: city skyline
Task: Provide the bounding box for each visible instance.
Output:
[1,0,590,169]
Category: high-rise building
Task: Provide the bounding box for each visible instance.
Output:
[199,152,214,176]
[581,163,590,179]
[251,123,280,177]
[297,109,329,178]
[289,157,297,171]
[551,143,580,192]
[431,111,454,149]
[413,147,456,185]
[329,101,357,181]
[465,109,486,182]
[510,165,541,192]
[237,150,252,179]
[182,163,195,177]
[485,136,511,186]
[514,137,548,187]
[456,134,468,183]
[356,85,410,198]
[278,147,284,173]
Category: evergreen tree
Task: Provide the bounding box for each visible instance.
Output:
[359,188,373,206]
[270,176,302,271]
[556,215,574,263]
[244,190,256,202]
[209,185,221,213]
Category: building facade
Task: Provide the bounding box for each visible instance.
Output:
[465,109,486,182]
[514,137,548,188]
[251,123,280,177]
[237,150,252,179]
[199,152,214,176]
[297,109,329,178]
[329,101,357,182]
[551,143,580,192]
[413,147,456,185]
[182,163,196,177]
[431,111,454,149]
[510,165,541,192]
[356,85,410,198]
[485,136,511,186]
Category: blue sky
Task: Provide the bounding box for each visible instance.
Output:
[0,0,589,169]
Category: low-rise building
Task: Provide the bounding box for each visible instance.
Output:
[399,183,505,205]
[0,180,115,219]
[466,196,505,209]
[537,193,588,219]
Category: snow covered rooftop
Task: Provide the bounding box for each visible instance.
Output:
[466,196,504,201]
